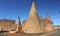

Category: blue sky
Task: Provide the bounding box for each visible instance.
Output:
[0,0,60,25]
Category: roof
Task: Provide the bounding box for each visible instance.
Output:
[54,25,60,27]
[0,19,15,21]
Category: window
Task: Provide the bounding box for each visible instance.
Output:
[9,28,15,31]
[3,23,9,27]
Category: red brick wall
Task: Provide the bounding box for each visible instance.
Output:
[0,19,17,31]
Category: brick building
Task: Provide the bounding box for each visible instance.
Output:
[0,17,21,33]
[54,25,60,30]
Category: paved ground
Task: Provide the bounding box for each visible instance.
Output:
[0,30,60,36]
[6,32,47,36]
[46,30,60,36]
[0,32,6,36]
